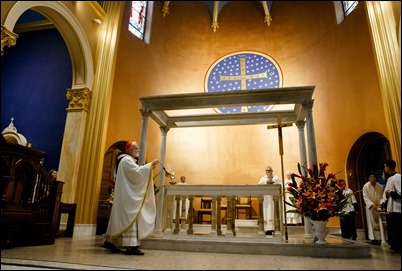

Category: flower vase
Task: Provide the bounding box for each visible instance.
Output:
[312,220,328,245]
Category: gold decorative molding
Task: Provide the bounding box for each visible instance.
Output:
[89,1,106,19]
[13,20,54,33]
[211,1,220,33]
[162,2,272,32]
[162,1,170,17]
[66,87,92,112]
[1,25,18,57]
[261,1,272,26]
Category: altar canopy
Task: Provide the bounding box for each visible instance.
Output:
[139,86,314,128]
[138,86,317,237]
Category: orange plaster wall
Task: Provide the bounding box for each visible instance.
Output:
[107,1,388,188]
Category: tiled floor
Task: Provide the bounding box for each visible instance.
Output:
[1,235,401,270]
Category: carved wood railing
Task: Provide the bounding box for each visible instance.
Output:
[1,143,63,248]
[163,184,283,239]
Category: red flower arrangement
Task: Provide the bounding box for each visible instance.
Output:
[285,162,347,221]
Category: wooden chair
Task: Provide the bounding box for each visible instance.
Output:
[220,198,228,224]
[235,196,252,219]
[56,202,77,238]
[197,198,212,224]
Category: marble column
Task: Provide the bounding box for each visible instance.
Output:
[257,195,265,236]
[295,120,312,238]
[138,108,150,166]
[295,121,308,174]
[58,87,91,204]
[210,196,217,236]
[225,196,236,237]
[302,99,317,169]
[187,196,194,235]
[302,100,317,239]
[154,126,170,236]
[164,194,174,235]
[216,196,223,236]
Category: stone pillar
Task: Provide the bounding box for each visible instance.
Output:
[210,196,217,236]
[257,195,265,236]
[225,196,235,237]
[302,99,318,169]
[138,108,150,165]
[164,194,174,235]
[273,195,281,234]
[187,196,194,235]
[216,196,223,236]
[179,195,188,235]
[295,121,308,173]
[154,126,170,236]
[58,87,91,205]
[174,195,180,234]
[296,120,312,238]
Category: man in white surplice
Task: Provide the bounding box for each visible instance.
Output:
[173,175,190,221]
[258,165,281,235]
[102,141,159,255]
[362,173,383,245]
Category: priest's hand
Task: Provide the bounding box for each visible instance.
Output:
[151,159,159,167]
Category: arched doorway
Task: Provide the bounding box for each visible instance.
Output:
[346,132,390,240]
[3,1,95,206]
[96,141,126,235]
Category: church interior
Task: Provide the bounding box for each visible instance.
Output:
[1,1,400,269]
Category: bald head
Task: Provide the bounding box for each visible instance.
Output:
[265,166,273,172]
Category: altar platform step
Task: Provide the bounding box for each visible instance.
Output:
[142,222,370,258]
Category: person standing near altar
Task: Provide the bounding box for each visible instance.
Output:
[362,173,383,245]
[339,179,358,240]
[173,175,190,222]
[381,159,401,253]
[284,170,302,225]
[258,165,281,235]
[102,141,159,255]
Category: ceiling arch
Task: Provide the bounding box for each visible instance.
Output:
[4,1,94,88]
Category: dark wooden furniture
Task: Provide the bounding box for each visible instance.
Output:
[197,198,212,224]
[1,142,63,249]
[56,202,77,238]
[235,196,252,219]
[96,147,122,235]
